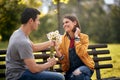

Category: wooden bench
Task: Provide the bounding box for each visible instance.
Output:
[0,44,118,80]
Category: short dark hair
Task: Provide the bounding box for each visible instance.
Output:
[21,8,40,24]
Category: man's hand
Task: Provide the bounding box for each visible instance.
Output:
[50,40,55,46]
[47,57,57,67]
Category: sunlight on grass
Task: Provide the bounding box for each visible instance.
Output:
[91,44,120,80]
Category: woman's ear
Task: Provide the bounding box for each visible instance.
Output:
[73,21,77,26]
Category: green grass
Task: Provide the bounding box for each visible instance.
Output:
[0,41,8,49]
[0,42,120,79]
[91,44,120,80]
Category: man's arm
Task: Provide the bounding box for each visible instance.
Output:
[24,57,56,73]
[31,41,51,52]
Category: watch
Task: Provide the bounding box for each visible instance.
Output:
[58,55,64,60]
[75,37,80,41]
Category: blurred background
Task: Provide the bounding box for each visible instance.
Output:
[0,0,120,79]
[0,0,120,43]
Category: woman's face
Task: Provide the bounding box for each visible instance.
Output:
[63,18,76,33]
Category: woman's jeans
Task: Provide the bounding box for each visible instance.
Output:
[18,70,65,80]
[65,66,94,80]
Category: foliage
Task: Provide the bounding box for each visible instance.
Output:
[30,14,58,42]
[52,0,69,4]
[0,0,26,41]
[109,6,120,43]
[18,0,42,8]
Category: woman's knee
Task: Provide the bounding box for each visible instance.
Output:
[78,66,93,77]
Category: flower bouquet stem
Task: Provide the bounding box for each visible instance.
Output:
[50,46,54,58]
[50,46,55,71]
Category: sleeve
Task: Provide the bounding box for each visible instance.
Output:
[75,34,89,57]
[17,41,34,59]
[58,37,67,64]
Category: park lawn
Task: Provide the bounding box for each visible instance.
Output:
[91,44,120,80]
[0,42,8,49]
[0,42,120,79]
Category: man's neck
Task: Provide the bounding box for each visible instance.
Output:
[20,24,31,36]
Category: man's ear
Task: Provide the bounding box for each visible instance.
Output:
[28,18,33,23]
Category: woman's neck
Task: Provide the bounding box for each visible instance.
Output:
[68,32,74,39]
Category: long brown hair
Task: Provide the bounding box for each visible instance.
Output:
[63,15,81,31]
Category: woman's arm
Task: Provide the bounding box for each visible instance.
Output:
[75,33,89,57]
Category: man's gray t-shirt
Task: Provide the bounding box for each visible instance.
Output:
[6,28,34,80]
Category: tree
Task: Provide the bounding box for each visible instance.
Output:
[109,6,120,43]
[0,0,26,41]
[0,0,42,41]
[51,0,69,34]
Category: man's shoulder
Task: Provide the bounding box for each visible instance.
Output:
[10,30,30,46]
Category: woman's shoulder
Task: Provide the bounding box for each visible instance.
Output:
[80,33,88,37]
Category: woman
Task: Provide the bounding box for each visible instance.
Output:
[55,15,94,80]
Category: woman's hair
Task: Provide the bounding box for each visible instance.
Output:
[21,8,40,24]
[63,14,81,30]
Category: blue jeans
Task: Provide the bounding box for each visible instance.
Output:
[18,70,65,80]
[65,66,94,80]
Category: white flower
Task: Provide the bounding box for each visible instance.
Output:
[47,30,62,44]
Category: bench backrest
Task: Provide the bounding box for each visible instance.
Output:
[0,44,113,80]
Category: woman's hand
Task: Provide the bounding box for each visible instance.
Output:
[55,46,62,58]
[74,27,81,38]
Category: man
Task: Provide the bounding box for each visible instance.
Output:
[5,8,65,80]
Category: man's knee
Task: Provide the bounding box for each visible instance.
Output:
[55,73,65,80]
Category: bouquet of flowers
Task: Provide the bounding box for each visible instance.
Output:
[47,30,62,58]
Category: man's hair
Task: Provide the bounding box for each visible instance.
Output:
[21,8,40,24]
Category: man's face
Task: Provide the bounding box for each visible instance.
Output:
[31,15,40,31]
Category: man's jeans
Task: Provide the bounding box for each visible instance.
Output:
[65,66,94,80]
[18,70,65,80]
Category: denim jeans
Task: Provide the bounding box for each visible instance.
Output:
[65,66,94,80]
[18,69,65,80]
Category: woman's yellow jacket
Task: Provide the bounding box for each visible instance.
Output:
[58,33,95,72]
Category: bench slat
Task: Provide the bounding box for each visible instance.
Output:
[93,57,112,62]
[0,50,6,55]
[0,65,5,69]
[0,57,5,61]
[95,64,113,69]
[54,69,63,72]
[0,73,5,78]
[34,54,49,59]
[88,50,110,55]
[88,44,107,49]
